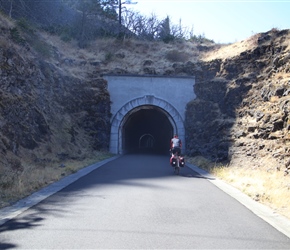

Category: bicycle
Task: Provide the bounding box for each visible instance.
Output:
[170,150,185,175]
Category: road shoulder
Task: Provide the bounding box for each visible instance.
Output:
[0,156,120,226]
[187,163,290,239]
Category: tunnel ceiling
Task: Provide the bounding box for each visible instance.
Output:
[123,106,173,154]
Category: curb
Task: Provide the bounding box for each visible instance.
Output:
[187,163,290,239]
[0,155,120,226]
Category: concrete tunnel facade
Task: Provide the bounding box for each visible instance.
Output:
[104,75,195,155]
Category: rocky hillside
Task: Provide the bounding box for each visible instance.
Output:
[0,15,111,177]
[186,29,290,176]
[0,11,289,210]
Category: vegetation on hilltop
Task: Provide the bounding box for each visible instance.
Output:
[0,0,214,48]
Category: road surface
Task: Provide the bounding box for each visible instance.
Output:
[0,154,290,249]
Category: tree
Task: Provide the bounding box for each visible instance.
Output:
[73,0,102,47]
[102,0,138,36]
[63,0,118,47]
[63,0,116,19]
[116,0,137,25]
[122,10,161,40]
[158,16,174,43]
[157,16,189,42]
[0,0,29,18]
[98,0,118,20]
[92,0,137,25]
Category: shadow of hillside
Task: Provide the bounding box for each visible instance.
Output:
[1,154,289,249]
[185,30,290,164]
[0,154,212,247]
[185,57,257,162]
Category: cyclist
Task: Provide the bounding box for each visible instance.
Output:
[170,134,182,164]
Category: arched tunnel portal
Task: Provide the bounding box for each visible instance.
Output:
[109,96,185,155]
[122,105,174,154]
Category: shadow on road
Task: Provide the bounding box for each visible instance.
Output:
[0,154,210,245]
[1,154,290,249]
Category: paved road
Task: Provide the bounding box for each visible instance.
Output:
[0,154,290,249]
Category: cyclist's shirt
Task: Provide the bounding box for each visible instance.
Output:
[171,138,181,148]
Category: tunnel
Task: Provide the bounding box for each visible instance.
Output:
[122,105,174,154]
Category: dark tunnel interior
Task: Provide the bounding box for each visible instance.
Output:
[123,106,173,155]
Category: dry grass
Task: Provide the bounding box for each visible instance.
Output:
[271,72,290,84]
[213,166,290,218]
[0,13,14,29]
[270,96,280,103]
[187,156,290,219]
[0,151,113,209]
[40,35,203,76]
[201,33,260,62]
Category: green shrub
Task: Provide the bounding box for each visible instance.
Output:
[104,52,114,62]
[17,18,34,34]
[10,27,25,45]
[60,33,72,42]
[31,39,51,58]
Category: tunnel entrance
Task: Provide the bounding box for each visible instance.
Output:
[109,95,186,155]
[122,105,173,154]
[106,76,195,154]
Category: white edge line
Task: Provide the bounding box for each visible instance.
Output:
[187,163,290,239]
[0,155,120,226]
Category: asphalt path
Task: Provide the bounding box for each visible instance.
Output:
[0,154,290,249]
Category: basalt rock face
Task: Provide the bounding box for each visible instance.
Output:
[185,29,290,174]
[0,27,111,171]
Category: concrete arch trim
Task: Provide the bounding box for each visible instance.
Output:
[110,95,185,154]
